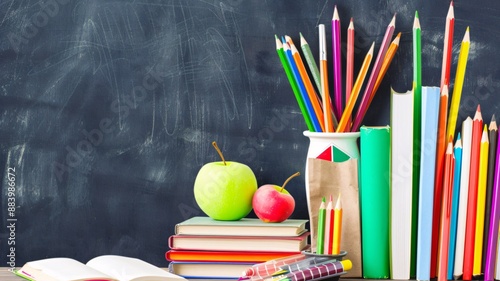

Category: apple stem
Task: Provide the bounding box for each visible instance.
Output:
[280,172,300,192]
[212,141,227,166]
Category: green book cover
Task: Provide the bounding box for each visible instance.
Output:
[360,126,391,278]
[175,216,308,237]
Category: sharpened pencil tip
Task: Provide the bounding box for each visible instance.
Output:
[333,5,339,20]
[441,85,449,96]
[413,12,421,29]
[448,1,454,17]
[300,32,307,46]
[393,32,401,44]
[446,140,453,154]
[275,35,283,49]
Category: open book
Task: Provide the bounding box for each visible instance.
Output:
[15,255,186,281]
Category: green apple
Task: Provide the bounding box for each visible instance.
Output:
[194,142,257,221]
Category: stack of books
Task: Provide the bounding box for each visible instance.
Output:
[165,216,310,279]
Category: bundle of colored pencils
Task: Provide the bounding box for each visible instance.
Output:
[275,5,400,133]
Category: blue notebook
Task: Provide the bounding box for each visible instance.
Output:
[416,86,441,281]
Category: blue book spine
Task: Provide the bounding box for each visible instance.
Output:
[448,134,463,280]
[416,86,441,281]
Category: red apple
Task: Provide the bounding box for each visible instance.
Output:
[252,172,299,223]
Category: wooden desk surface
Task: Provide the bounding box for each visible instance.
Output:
[0,267,369,281]
[1,268,22,281]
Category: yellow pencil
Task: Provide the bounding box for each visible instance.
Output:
[473,125,489,275]
[337,43,374,133]
[332,193,343,254]
[447,27,470,139]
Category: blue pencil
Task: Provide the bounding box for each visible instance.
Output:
[448,133,463,280]
[282,37,322,132]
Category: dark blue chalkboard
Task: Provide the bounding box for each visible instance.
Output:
[1,0,499,268]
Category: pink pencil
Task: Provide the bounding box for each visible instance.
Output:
[484,131,500,281]
[324,195,334,254]
[332,5,343,120]
[346,18,355,131]
[352,14,396,132]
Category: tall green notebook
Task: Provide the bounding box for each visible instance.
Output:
[360,126,391,278]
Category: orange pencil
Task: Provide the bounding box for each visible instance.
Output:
[324,195,334,254]
[337,43,374,133]
[463,105,483,280]
[319,24,335,132]
[368,32,401,107]
[332,194,343,254]
[345,18,355,131]
[287,36,325,132]
[437,138,455,281]
[432,85,450,276]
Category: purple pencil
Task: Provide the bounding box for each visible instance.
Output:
[332,5,343,121]
[352,14,396,132]
[484,130,500,281]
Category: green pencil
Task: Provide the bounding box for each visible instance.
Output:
[316,197,326,254]
[275,35,314,131]
[410,11,421,278]
[300,33,321,92]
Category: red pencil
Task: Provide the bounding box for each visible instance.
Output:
[463,105,483,280]
[441,1,455,89]
[437,138,455,281]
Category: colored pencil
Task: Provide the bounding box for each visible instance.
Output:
[332,194,343,254]
[283,38,321,132]
[473,125,489,276]
[242,253,306,277]
[448,134,463,280]
[432,85,450,278]
[319,24,335,132]
[337,43,374,133]
[484,133,500,281]
[346,18,355,131]
[324,195,334,255]
[287,36,325,132]
[483,115,497,272]
[441,1,455,89]
[447,27,470,140]
[411,13,422,278]
[369,32,401,108]
[316,197,326,254]
[351,14,395,132]
[437,139,455,281]
[300,33,321,93]
[331,6,343,120]
[463,105,483,280]
[275,35,314,131]
[454,117,473,279]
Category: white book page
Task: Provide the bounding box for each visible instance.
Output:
[26,257,115,281]
[86,255,185,281]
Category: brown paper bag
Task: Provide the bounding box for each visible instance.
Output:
[307,158,362,277]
